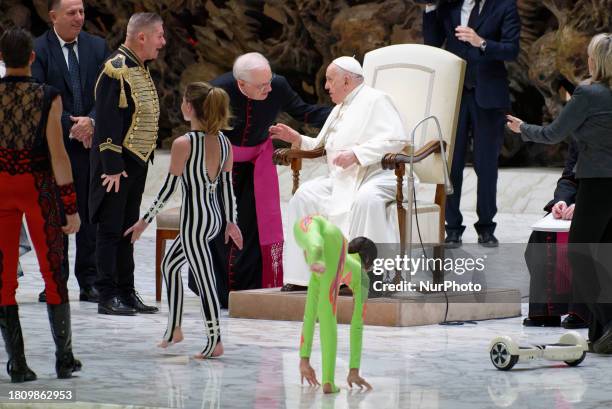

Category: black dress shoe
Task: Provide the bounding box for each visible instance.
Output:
[593,324,612,354]
[478,232,499,247]
[98,297,137,316]
[281,284,307,292]
[79,286,99,303]
[444,231,462,248]
[522,316,561,327]
[562,314,590,329]
[123,292,159,314]
[38,290,46,303]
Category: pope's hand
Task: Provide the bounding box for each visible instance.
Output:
[269,123,300,145]
[333,150,358,169]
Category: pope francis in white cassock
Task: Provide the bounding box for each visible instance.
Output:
[270,56,409,287]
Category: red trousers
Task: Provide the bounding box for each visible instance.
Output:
[0,171,68,305]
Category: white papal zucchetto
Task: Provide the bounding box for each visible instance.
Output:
[332,56,363,76]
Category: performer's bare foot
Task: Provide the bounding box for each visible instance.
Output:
[193,342,224,359]
[158,327,184,348]
[323,382,339,394]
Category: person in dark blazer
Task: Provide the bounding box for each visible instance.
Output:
[507,33,612,353]
[32,0,109,302]
[422,0,521,247]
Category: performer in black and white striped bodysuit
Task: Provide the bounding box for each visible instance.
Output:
[126,82,242,359]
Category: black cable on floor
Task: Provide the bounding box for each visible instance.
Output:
[411,185,477,326]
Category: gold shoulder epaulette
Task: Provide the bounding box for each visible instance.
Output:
[102,54,129,108]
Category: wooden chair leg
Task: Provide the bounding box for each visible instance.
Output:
[394,164,406,284]
[155,233,165,302]
[433,184,447,284]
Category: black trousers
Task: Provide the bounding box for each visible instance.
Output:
[568,178,612,341]
[69,145,97,289]
[445,89,505,235]
[95,156,148,302]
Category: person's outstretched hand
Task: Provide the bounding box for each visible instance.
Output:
[506,115,523,133]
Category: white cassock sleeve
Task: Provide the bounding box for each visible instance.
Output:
[299,105,341,151]
[350,94,407,166]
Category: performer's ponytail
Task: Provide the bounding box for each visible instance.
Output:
[184,82,233,135]
[348,237,377,272]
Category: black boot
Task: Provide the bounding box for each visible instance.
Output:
[47,303,82,378]
[0,305,37,383]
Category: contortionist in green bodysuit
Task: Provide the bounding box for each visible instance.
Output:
[294,215,374,393]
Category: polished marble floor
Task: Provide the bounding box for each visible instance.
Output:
[2,250,610,409]
[1,161,610,408]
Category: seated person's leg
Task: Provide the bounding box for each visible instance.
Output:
[349,174,397,244]
[283,178,331,287]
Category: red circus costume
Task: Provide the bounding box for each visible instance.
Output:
[0,77,76,306]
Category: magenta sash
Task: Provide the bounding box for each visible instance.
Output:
[232,139,283,287]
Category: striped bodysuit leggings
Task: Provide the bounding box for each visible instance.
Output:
[143,131,237,357]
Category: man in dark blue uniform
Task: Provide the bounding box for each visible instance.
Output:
[90,12,165,315]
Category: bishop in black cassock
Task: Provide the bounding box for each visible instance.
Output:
[188,71,331,307]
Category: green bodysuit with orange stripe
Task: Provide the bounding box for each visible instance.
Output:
[295,215,368,393]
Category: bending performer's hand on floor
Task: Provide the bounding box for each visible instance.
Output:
[347,368,372,390]
[300,358,320,387]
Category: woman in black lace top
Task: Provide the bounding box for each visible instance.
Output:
[0,28,81,383]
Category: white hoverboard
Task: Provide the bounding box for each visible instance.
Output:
[489,331,588,370]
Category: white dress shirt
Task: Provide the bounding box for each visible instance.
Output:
[426,0,486,26]
[54,28,79,69]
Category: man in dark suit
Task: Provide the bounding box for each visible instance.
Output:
[422,0,521,247]
[32,0,109,302]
